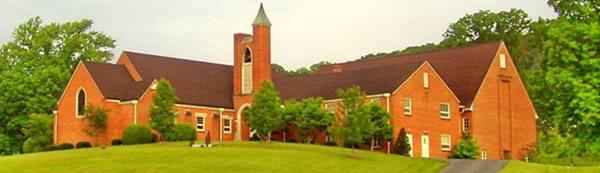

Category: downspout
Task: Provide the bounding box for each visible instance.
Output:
[53,110,58,144]
[219,108,224,143]
[384,93,391,154]
[132,100,138,124]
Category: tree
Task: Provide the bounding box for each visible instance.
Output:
[149,79,179,142]
[362,102,393,150]
[335,87,373,157]
[22,114,53,153]
[242,81,283,141]
[82,105,109,146]
[281,99,302,142]
[547,0,599,22]
[396,128,411,156]
[291,98,333,143]
[271,61,331,76]
[451,134,480,159]
[0,17,115,154]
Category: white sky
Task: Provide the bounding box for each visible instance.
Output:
[0,0,556,70]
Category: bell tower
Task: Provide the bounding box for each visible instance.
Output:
[232,3,272,140]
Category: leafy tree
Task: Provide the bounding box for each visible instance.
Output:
[271,61,331,76]
[451,134,480,159]
[396,128,411,156]
[242,81,283,141]
[335,87,373,157]
[290,98,333,143]
[82,105,109,146]
[281,99,302,142]
[0,17,115,154]
[547,0,599,22]
[362,102,393,150]
[22,114,53,153]
[149,79,179,142]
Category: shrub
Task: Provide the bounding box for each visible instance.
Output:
[451,134,479,159]
[22,114,54,153]
[56,143,74,150]
[0,134,18,155]
[122,125,153,145]
[165,124,197,141]
[396,128,411,156]
[151,133,158,143]
[287,139,297,143]
[76,141,92,148]
[325,141,337,146]
[43,145,58,151]
[249,133,260,141]
[22,138,45,153]
[111,139,123,146]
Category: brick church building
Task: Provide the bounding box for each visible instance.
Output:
[54,4,537,160]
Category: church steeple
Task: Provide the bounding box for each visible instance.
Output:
[252,3,271,26]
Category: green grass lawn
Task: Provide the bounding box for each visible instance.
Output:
[500,160,600,173]
[0,142,446,173]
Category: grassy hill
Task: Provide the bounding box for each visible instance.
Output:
[0,142,446,173]
[501,160,600,173]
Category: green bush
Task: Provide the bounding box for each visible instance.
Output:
[122,125,154,145]
[250,133,260,141]
[165,124,197,141]
[325,141,337,146]
[22,138,45,153]
[56,143,74,150]
[43,145,58,151]
[111,139,123,146]
[451,134,479,159]
[76,141,92,148]
[22,114,54,153]
[0,134,18,155]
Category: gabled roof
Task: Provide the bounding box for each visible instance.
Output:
[84,51,234,108]
[314,42,502,106]
[273,61,424,101]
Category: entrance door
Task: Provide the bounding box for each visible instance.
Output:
[421,135,430,158]
[407,134,414,156]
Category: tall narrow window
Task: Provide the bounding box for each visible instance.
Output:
[76,89,86,117]
[499,54,507,69]
[462,118,470,133]
[441,134,451,151]
[195,113,206,132]
[423,72,429,88]
[440,103,450,119]
[223,117,232,134]
[403,98,412,115]
[242,48,253,94]
[481,151,488,160]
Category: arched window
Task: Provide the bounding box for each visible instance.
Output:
[77,89,86,116]
[244,48,252,63]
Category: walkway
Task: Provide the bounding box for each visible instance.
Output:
[440,159,508,173]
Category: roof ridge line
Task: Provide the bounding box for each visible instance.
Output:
[122,50,233,67]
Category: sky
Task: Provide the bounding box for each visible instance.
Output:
[0,0,557,70]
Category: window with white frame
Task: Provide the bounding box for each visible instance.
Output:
[440,103,450,119]
[325,135,334,143]
[499,54,507,69]
[423,72,429,88]
[481,151,488,160]
[195,113,206,131]
[441,134,451,151]
[326,103,336,113]
[403,98,412,115]
[223,117,232,134]
[462,118,470,133]
[374,135,382,148]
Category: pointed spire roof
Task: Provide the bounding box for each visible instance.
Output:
[252,3,271,26]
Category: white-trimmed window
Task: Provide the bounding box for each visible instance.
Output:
[325,135,334,143]
[76,89,86,117]
[499,54,507,69]
[373,135,382,148]
[403,98,412,115]
[326,103,336,113]
[195,113,206,132]
[441,134,451,151]
[223,117,232,134]
[462,118,470,133]
[423,72,429,88]
[481,151,488,160]
[440,103,450,119]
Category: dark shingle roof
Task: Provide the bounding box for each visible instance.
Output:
[314,42,501,106]
[84,51,234,109]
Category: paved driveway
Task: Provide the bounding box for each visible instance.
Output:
[440,159,508,173]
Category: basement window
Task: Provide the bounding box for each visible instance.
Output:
[500,54,507,69]
[423,72,429,88]
[195,113,206,132]
[441,134,451,151]
[223,117,232,134]
[440,103,450,119]
[403,98,412,115]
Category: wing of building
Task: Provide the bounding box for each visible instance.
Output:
[54,4,536,160]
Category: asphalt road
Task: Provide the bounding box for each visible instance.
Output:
[440,159,508,173]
